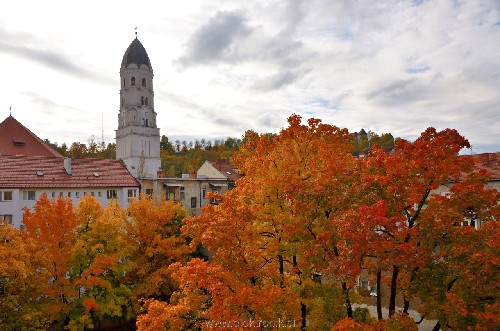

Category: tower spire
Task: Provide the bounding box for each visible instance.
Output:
[135,26,138,39]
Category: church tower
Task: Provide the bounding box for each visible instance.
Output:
[116,37,161,178]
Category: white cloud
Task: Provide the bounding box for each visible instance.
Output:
[0,0,498,153]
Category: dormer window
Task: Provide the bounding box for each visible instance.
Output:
[142,78,146,87]
[13,138,26,146]
[131,77,136,86]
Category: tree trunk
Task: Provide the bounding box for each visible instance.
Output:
[389,265,399,317]
[403,298,410,314]
[432,321,441,331]
[342,282,353,318]
[377,270,382,319]
[300,302,307,330]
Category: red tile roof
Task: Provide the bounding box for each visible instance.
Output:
[465,152,500,181]
[0,116,63,158]
[0,155,139,188]
[209,159,241,182]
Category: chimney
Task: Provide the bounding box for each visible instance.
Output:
[64,158,72,176]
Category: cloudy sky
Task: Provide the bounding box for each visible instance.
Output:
[1,0,499,153]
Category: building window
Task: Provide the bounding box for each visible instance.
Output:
[91,192,95,196]
[106,190,117,199]
[191,197,197,208]
[145,97,148,106]
[202,187,206,199]
[128,189,137,198]
[67,192,72,198]
[131,77,135,86]
[59,192,63,197]
[210,189,219,204]
[180,187,185,200]
[98,192,102,198]
[75,192,80,198]
[142,78,146,87]
[145,189,153,198]
[51,192,56,198]
[167,188,175,200]
[23,191,35,201]
[141,96,144,105]
[0,215,13,224]
[0,191,13,201]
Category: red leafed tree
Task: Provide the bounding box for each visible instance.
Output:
[340,128,499,329]
[23,194,78,322]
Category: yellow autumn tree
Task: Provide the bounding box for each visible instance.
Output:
[67,196,134,331]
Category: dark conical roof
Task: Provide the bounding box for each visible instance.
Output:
[121,38,152,69]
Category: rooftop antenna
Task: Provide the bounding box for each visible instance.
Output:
[135,26,138,39]
[9,106,12,116]
[101,112,104,145]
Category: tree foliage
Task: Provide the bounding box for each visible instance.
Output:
[137,115,499,331]
[3,115,498,330]
[4,194,190,330]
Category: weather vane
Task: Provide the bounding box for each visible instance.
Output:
[135,26,138,38]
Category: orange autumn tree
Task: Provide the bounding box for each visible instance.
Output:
[125,195,192,313]
[138,115,359,330]
[0,220,50,330]
[23,194,78,323]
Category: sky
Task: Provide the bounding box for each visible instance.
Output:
[1,0,499,153]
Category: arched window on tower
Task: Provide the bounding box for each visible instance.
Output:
[131,77,136,86]
[142,78,146,87]
[145,97,148,106]
[141,96,144,105]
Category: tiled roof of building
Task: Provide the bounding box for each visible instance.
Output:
[0,116,63,158]
[466,152,500,181]
[0,155,139,188]
[121,38,152,69]
[209,159,241,182]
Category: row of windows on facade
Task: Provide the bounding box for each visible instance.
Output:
[0,189,138,201]
[125,77,147,88]
[120,113,151,128]
[120,96,150,108]
[166,187,219,208]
